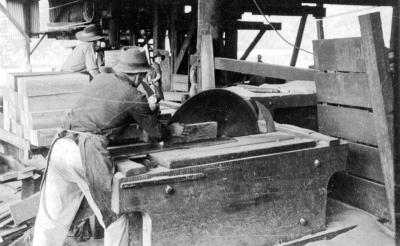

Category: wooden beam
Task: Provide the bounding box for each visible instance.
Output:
[240,29,266,61]
[0,3,29,40]
[316,19,324,40]
[200,31,215,89]
[30,34,46,56]
[170,5,178,71]
[290,14,308,67]
[153,0,159,50]
[174,22,196,73]
[224,21,281,31]
[214,57,315,81]
[359,12,395,228]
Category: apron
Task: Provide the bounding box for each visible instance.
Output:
[43,128,117,227]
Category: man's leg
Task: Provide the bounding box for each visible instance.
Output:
[33,139,84,246]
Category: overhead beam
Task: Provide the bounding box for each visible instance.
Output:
[214,57,315,81]
[290,14,308,67]
[0,3,29,40]
[223,21,281,31]
[240,29,266,60]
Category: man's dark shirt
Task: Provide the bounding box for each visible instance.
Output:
[63,73,166,141]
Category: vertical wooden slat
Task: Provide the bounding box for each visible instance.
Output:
[153,0,159,51]
[316,19,324,40]
[359,12,395,230]
[290,14,307,67]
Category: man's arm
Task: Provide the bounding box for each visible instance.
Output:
[128,93,168,141]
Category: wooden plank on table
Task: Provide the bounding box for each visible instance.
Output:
[347,142,383,183]
[313,37,366,72]
[0,224,27,239]
[16,74,89,96]
[275,123,340,147]
[115,159,147,177]
[329,172,390,221]
[150,138,316,169]
[8,193,40,225]
[168,121,217,144]
[315,72,371,108]
[317,104,376,145]
[0,171,18,182]
[23,93,81,112]
[359,12,395,227]
[214,57,315,81]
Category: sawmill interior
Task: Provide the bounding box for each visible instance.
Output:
[0,0,399,245]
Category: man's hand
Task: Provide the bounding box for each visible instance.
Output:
[168,122,189,137]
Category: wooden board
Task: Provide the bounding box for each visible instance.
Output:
[6,72,70,91]
[168,121,217,144]
[329,172,390,221]
[359,12,395,226]
[313,38,366,72]
[115,159,147,177]
[22,93,81,112]
[315,72,371,108]
[317,104,376,145]
[21,109,68,130]
[150,137,316,169]
[347,142,383,183]
[214,57,315,81]
[16,73,89,96]
[200,32,215,90]
[8,193,40,225]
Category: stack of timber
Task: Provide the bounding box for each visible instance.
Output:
[313,14,393,226]
[0,72,90,159]
[0,193,39,245]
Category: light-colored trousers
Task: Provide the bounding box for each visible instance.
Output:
[33,138,129,246]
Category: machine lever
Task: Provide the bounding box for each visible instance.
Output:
[120,173,206,189]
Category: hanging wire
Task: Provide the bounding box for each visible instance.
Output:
[251,0,314,55]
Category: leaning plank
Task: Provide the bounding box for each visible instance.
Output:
[313,37,366,72]
[115,159,147,177]
[17,74,89,96]
[168,121,217,144]
[317,104,376,145]
[359,12,395,226]
[214,57,315,81]
[150,138,315,169]
[8,193,40,225]
[315,72,371,108]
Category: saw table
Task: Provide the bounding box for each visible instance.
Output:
[109,89,347,246]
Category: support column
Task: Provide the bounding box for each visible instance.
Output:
[153,0,159,50]
[290,14,307,67]
[316,19,324,40]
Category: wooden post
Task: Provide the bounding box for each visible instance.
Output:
[240,29,266,60]
[390,4,400,245]
[197,0,218,89]
[359,12,395,231]
[153,0,159,51]
[290,14,307,67]
[316,19,324,40]
[170,5,178,73]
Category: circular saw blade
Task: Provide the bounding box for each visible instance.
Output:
[170,89,260,137]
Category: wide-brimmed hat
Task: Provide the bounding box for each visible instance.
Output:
[76,24,103,42]
[153,51,165,60]
[113,46,151,74]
